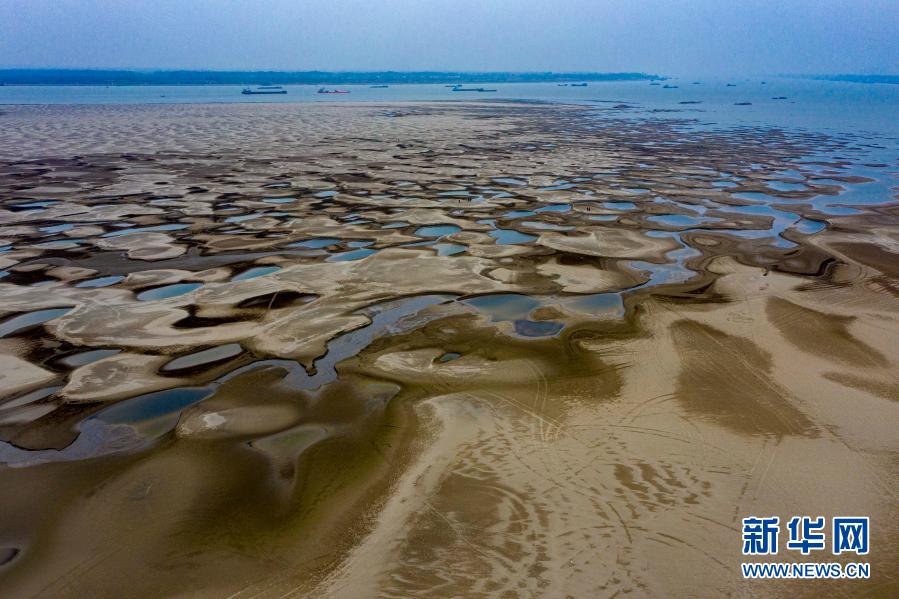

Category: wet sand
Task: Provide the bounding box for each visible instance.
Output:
[0,101,897,596]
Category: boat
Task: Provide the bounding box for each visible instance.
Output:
[241,86,287,95]
[318,87,350,94]
[570,82,588,87]
[369,84,389,88]
[451,85,497,92]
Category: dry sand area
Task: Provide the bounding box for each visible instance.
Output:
[0,101,896,596]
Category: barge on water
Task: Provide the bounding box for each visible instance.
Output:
[241,86,287,95]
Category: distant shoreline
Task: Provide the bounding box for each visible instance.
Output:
[0,70,663,86]
[809,74,899,85]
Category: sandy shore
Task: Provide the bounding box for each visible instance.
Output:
[0,101,896,596]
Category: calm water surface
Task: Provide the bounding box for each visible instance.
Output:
[2,78,897,138]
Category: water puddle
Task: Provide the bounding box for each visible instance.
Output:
[136,283,202,301]
[39,223,74,234]
[492,177,527,186]
[33,239,85,249]
[714,203,800,247]
[16,201,59,209]
[535,204,571,213]
[513,320,564,337]
[766,180,807,192]
[287,238,341,249]
[75,275,124,288]
[57,348,122,368]
[415,225,461,238]
[773,169,805,179]
[462,293,541,321]
[0,307,73,338]
[162,343,244,372]
[603,201,637,210]
[434,243,466,256]
[733,192,780,202]
[1,385,63,410]
[96,387,214,429]
[647,214,723,227]
[461,293,563,337]
[794,218,827,234]
[0,418,149,468]
[629,232,702,287]
[102,223,189,237]
[565,293,625,316]
[231,266,281,282]
[520,221,574,231]
[326,248,377,262]
[817,205,861,215]
[225,213,271,223]
[503,210,536,219]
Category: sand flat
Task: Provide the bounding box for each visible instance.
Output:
[0,101,896,597]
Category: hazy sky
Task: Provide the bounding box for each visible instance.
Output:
[1,0,897,76]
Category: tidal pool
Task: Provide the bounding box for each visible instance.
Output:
[136,283,202,301]
[414,225,461,237]
[0,307,73,338]
[326,248,377,262]
[287,238,341,249]
[231,266,281,282]
[75,275,124,288]
[489,228,536,245]
[162,343,244,371]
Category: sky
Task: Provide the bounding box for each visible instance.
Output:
[1,0,897,76]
